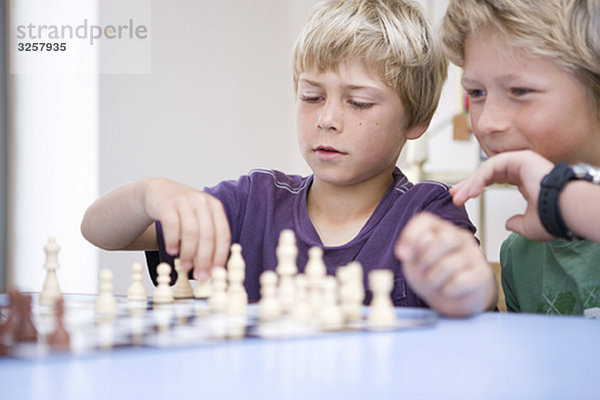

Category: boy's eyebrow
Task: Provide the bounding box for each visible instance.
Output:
[298,77,382,92]
[462,73,536,86]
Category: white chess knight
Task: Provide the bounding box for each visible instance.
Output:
[127,262,148,302]
[39,237,62,306]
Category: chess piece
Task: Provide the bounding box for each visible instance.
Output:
[367,269,396,328]
[96,269,117,316]
[338,261,365,322]
[6,290,38,343]
[291,274,312,324]
[173,259,194,299]
[320,276,343,330]
[276,230,298,315]
[194,276,213,299]
[258,270,281,321]
[39,237,62,306]
[227,244,248,315]
[127,262,148,302]
[305,246,326,317]
[47,296,70,348]
[153,262,175,304]
[209,266,228,313]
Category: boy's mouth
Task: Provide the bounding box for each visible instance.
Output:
[314,145,347,160]
[315,145,344,154]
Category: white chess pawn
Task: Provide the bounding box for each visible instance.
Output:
[173,259,194,299]
[338,261,365,322]
[127,262,148,302]
[305,246,326,317]
[209,266,228,313]
[276,230,298,315]
[194,276,213,299]
[227,243,248,315]
[258,270,281,321]
[367,269,396,328]
[39,237,62,306]
[96,269,117,316]
[153,262,174,304]
[320,275,344,330]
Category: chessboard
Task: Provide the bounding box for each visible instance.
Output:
[0,293,437,360]
[2,230,439,359]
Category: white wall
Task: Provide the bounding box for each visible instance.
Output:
[8,0,99,293]
[98,0,318,294]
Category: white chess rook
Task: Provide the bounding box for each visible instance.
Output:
[367,269,396,328]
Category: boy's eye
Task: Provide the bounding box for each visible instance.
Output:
[300,95,322,103]
[349,100,373,109]
[510,87,532,96]
[465,89,486,99]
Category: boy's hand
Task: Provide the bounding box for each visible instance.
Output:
[450,150,554,241]
[143,178,231,280]
[395,212,497,317]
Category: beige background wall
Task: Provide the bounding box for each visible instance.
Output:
[8,0,524,295]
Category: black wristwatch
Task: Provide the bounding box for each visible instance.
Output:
[538,162,600,240]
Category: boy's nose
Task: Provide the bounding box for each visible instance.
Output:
[316,100,343,132]
[473,97,510,136]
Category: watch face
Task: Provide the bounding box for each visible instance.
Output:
[572,163,600,184]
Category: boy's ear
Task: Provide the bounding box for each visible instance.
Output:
[405,119,430,140]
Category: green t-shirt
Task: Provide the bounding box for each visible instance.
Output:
[500,233,600,315]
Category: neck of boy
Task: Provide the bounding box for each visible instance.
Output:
[307,170,394,247]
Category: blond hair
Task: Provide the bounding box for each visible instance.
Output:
[442,0,600,117]
[292,0,448,129]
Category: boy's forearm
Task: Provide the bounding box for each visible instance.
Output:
[560,181,600,243]
[81,179,155,250]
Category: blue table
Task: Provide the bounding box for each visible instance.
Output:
[1,309,598,399]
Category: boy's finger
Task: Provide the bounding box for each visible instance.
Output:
[177,201,200,265]
[211,199,232,269]
[193,200,217,272]
[422,252,466,290]
[160,209,181,256]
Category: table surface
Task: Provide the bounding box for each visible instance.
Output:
[1,305,599,400]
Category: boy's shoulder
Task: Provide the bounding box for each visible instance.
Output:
[247,168,311,194]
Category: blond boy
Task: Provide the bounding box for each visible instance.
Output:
[436,0,600,315]
[82,0,496,317]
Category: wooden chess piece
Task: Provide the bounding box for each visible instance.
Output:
[47,297,70,348]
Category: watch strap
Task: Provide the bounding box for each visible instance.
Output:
[538,162,576,240]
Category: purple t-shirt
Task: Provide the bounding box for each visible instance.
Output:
[146,167,475,308]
